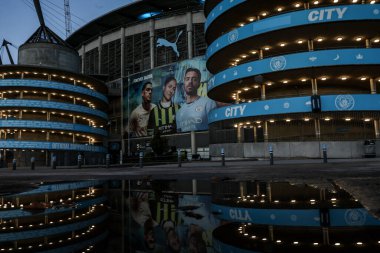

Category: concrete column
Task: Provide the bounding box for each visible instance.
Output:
[263,121,268,142]
[314,118,321,140]
[239,182,247,198]
[261,84,266,100]
[237,126,244,143]
[308,39,314,51]
[266,182,272,202]
[312,78,318,95]
[304,2,310,9]
[98,36,103,74]
[187,12,193,59]
[235,92,240,104]
[366,39,371,48]
[81,45,85,74]
[259,49,264,60]
[374,120,380,139]
[253,126,257,143]
[149,19,155,69]
[370,78,376,94]
[191,131,197,156]
[121,27,126,157]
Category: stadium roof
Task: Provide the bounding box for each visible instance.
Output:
[66,0,204,48]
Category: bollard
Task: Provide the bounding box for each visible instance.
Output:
[106,154,110,168]
[139,151,144,168]
[31,157,35,170]
[177,149,182,167]
[269,145,274,165]
[78,154,82,169]
[12,158,16,170]
[221,148,225,167]
[52,155,57,169]
[322,144,328,163]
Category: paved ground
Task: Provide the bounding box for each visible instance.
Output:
[1,157,380,218]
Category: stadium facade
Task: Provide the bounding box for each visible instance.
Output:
[205,0,380,158]
[67,0,211,160]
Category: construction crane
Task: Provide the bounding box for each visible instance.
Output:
[0,39,16,65]
[64,0,72,38]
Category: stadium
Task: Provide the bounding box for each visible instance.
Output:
[66,0,211,160]
[205,0,380,158]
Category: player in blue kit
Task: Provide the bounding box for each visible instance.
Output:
[176,68,216,132]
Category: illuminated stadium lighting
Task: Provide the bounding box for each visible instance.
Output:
[313,242,319,246]
[282,80,288,84]
[241,55,247,58]
[239,23,244,27]
[334,0,339,2]
[355,37,363,41]
[313,0,319,4]
[336,36,343,41]
[304,118,310,122]
[373,38,380,43]
[248,17,255,22]
[243,87,249,91]
[280,42,286,47]
[261,12,267,16]
[285,119,291,122]
[345,118,351,121]
[341,76,348,80]
[254,85,259,88]
[264,46,270,50]
[277,7,283,12]
[293,241,299,245]
[356,242,363,245]
[325,118,331,121]
[352,0,358,2]
[370,0,376,4]
[316,38,324,42]
[269,119,275,123]
[335,243,341,246]
[321,77,327,81]
[360,77,367,81]
[294,3,301,7]
[250,50,257,54]
[301,78,307,82]
[297,40,304,44]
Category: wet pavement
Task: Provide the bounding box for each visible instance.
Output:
[1,157,380,218]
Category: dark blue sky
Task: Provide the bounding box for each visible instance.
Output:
[0,0,133,64]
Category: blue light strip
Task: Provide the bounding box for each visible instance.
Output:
[0,79,108,104]
[40,231,108,253]
[0,120,107,136]
[208,48,380,93]
[205,0,246,28]
[13,180,106,196]
[0,196,107,219]
[0,213,108,242]
[211,204,380,226]
[0,141,107,153]
[208,94,380,124]
[0,99,108,120]
[206,4,380,59]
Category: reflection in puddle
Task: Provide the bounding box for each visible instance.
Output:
[0,180,379,252]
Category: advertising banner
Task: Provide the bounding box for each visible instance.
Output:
[123,56,218,138]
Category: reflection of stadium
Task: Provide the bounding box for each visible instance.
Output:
[67,1,210,158]
[205,1,380,158]
[211,181,380,252]
[0,181,108,252]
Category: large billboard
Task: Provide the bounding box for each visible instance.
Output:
[123,56,217,138]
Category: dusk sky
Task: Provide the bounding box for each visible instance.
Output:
[0,0,134,64]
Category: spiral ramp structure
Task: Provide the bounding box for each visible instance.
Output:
[205,0,380,158]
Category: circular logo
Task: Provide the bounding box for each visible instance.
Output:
[345,209,366,225]
[270,56,287,71]
[228,30,239,44]
[335,95,355,110]
[247,66,253,72]
[270,214,276,220]
[264,105,270,111]
[195,106,203,112]
[283,102,290,109]
[374,9,380,15]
